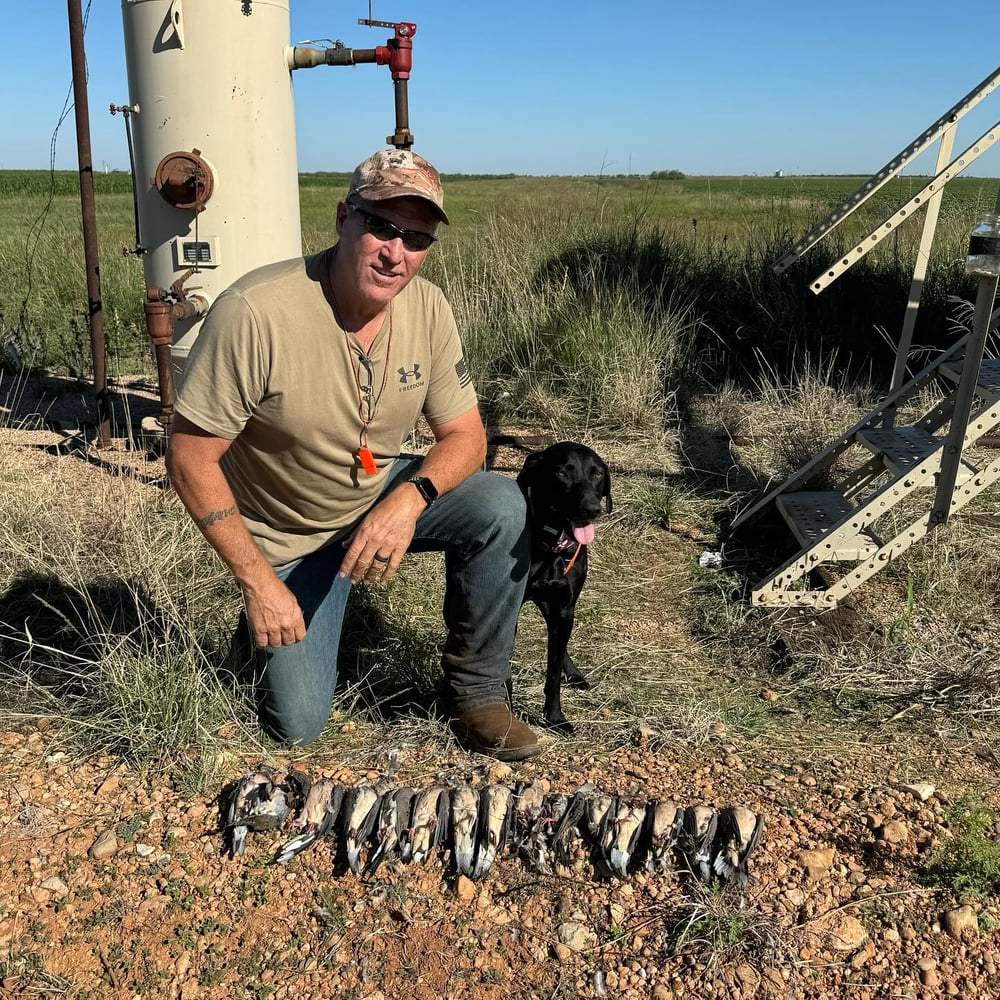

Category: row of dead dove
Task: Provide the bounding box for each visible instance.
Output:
[222,767,763,887]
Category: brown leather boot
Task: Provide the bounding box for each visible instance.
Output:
[452,703,540,762]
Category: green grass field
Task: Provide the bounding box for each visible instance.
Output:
[2,169,996,384]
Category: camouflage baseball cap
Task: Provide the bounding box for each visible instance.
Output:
[347,149,449,224]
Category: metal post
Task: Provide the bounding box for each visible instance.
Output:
[67,0,111,447]
[887,121,956,412]
[929,186,1000,526]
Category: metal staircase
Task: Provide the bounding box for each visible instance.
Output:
[730,335,1000,608]
[729,66,1000,609]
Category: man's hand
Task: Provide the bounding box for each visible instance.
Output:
[243,575,307,648]
[339,483,425,585]
[338,405,487,586]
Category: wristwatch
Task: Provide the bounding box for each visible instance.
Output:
[408,476,439,508]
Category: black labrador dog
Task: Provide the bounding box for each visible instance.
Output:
[516,441,612,733]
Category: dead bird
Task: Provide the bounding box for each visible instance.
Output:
[451,785,481,878]
[552,785,591,863]
[408,785,450,864]
[645,798,684,873]
[607,794,648,877]
[582,790,615,844]
[541,792,570,838]
[223,766,291,857]
[679,805,719,883]
[273,779,343,863]
[511,780,548,869]
[344,782,384,874]
[363,790,398,876]
[283,768,312,814]
[390,787,418,862]
[712,805,763,888]
[471,783,512,880]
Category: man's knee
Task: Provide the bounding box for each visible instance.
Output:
[473,472,527,535]
[259,704,329,747]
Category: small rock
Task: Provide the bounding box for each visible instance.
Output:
[488,762,512,784]
[901,782,935,801]
[88,830,119,860]
[557,920,594,953]
[94,771,122,797]
[760,688,780,701]
[797,847,835,878]
[813,913,868,952]
[455,876,476,902]
[942,905,978,940]
[917,956,938,988]
[38,876,68,895]
[878,820,909,845]
[553,943,572,961]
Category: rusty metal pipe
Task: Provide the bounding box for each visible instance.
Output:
[68,0,111,446]
[143,290,209,430]
[389,79,413,148]
[288,45,379,69]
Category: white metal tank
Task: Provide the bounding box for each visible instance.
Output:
[120,0,302,379]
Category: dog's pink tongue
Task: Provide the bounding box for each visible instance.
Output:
[573,524,595,545]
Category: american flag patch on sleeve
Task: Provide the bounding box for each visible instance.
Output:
[455,357,471,387]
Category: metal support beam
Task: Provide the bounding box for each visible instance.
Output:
[807,122,999,295]
[931,185,1000,527]
[773,65,1000,275]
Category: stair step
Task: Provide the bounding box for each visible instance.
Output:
[855,426,975,480]
[775,492,881,561]
[939,358,1000,401]
[855,426,936,474]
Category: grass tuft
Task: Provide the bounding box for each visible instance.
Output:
[923,797,1000,902]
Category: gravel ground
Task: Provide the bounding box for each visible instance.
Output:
[2,726,999,999]
[2,373,999,998]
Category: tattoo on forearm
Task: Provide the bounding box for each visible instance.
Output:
[196,505,238,530]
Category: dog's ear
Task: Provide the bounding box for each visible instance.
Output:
[517,451,545,494]
[599,458,613,514]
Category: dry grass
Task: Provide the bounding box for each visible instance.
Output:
[2,325,1000,791]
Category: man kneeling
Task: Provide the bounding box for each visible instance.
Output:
[166,149,538,761]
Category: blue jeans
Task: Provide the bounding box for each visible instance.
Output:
[254,457,530,745]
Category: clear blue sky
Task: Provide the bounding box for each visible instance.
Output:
[6,1,1000,177]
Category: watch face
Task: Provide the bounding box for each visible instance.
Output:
[411,476,438,504]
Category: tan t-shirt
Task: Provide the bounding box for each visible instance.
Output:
[175,249,478,569]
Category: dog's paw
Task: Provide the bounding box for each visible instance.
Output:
[544,717,576,736]
[566,675,591,691]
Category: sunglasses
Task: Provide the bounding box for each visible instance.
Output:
[349,202,438,252]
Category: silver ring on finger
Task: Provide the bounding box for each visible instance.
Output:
[372,552,390,564]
